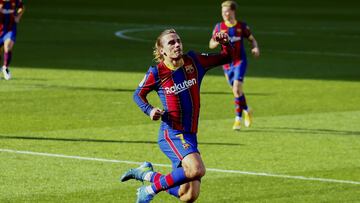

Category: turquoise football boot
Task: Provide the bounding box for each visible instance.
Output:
[136,186,154,203]
[120,162,153,182]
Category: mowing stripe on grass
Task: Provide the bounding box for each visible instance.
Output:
[114,27,360,58]
[1,148,360,185]
[25,18,360,57]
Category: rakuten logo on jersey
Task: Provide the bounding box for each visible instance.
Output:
[165,78,197,95]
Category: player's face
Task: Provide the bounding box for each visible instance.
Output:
[222,6,235,22]
[160,33,183,60]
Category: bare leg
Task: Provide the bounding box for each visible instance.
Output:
[232,79,244,98]
[3,39,14,68]
[178,153,205,202]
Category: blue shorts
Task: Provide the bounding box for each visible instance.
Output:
[158,123,199,169]
[0,26,17,45]
[223,60,247,86]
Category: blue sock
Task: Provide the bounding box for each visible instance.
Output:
[167,186,180,198]
[241,94,248,111]
[234,97,242,117]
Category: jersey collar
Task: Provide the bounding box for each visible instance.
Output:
[164,58,184,71]
[225,20,237,27]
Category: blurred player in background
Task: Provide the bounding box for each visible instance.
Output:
[0,0,24,80]
[120,29,233,203]
[209,0,260,130]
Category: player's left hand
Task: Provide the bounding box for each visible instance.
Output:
[150,107,164,121]
[251,47,260,58]
[213,32,230,45]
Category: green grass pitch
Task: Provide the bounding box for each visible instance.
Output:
[0,0,359,202]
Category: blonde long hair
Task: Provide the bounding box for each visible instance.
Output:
[221,0,238,10]
[153,29,177,63]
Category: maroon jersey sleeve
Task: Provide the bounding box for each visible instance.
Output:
[17,0,24,14]
[195,44,234,70]
[242,22,252,38]
[211,23,220,38]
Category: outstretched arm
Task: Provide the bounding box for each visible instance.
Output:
[198,32,234,69]
[209,23,221,49]
[15,0,25,23]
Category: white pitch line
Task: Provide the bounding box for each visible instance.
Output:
[114,27,294,43]
[1,149,360,185]
[114,27,360,58]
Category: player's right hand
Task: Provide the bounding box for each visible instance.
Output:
[213,32,230,45]
[150,107,164,121]
[251,47,260,58]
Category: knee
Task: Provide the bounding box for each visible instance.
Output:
[4,41,14,51]
[233,91,241,98]
[182,153,206,180]
[185,165,206,179]
[232,87,242,97]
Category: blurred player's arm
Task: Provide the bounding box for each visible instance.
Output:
[248,35,260,58]
[133,69,163,121]
[15,0,25,23]
[209,37,220,49]
[209,24,221,49]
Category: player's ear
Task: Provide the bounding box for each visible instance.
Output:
[160,48,166,56]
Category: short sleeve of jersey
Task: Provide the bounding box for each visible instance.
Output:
[17,0,24,9]
[242,23,252,38]
[15,0,24,14]
[212,23,220,37]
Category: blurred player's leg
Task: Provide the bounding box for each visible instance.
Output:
[233,61,252,130]
[233,96,242,130]
[243,107,253,127]
[2,38,15,80]
[233,80,244,130]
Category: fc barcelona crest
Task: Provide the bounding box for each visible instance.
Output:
[185,65,194,74]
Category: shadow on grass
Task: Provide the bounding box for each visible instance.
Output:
[12,78,49,82]
[242,127,360,136]
[29,84,135,93]
[0,135,243,146]
[14,83,272,96]
[201,91,274,96]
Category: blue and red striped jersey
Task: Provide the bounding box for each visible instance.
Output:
[0,0,23,34]
[134,49,232,134]
[212,21,252,70]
